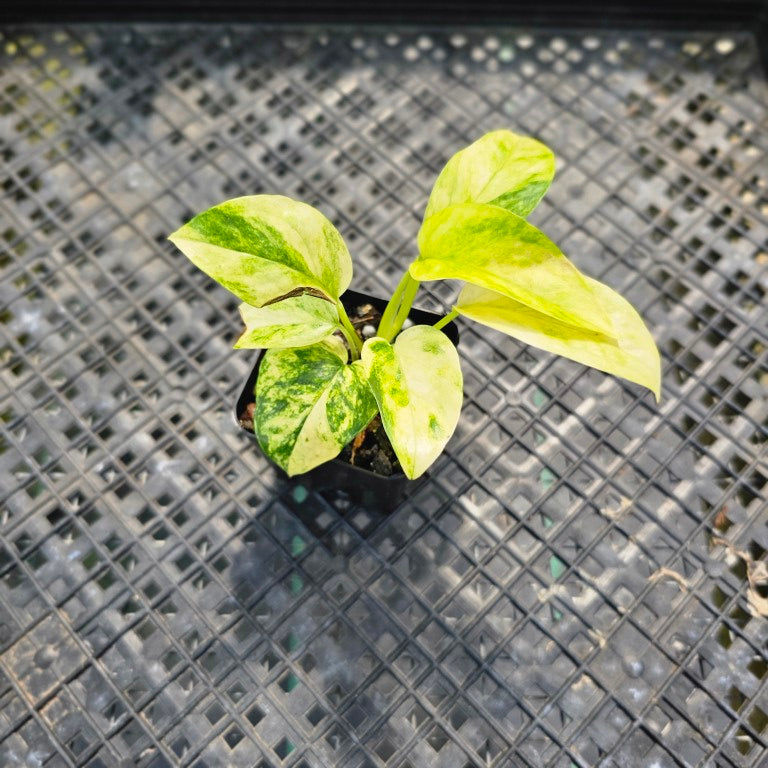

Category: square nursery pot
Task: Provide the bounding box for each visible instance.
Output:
[234,289,460,513]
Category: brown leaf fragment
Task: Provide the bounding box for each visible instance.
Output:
[239,402,256,431]
[262,287,332,306]
[713,505,730,532]
[710,537,768,619]
[649,567,690,590]
[349,429,367,465]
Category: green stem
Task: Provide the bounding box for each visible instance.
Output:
[388,275,420,340]
[379,268,421,342]
[433,309,459,331]
[337,301,363,360]
[377,269,411,340]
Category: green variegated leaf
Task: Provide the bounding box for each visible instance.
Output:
[254,340,377,476]
[414,202,616,339]
[424,130,555,220]
[455,282,661,400]
[235,294,339,349]
[168,195,352,306]
[362,326,463,480]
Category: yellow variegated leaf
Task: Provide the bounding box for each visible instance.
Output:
[414,202,616,339]
[255,341,377,476]
[455,282,661,400]
[424,129,555,220]
[362,326,463,480]
[169,195,352,306]
[235,294,339,349]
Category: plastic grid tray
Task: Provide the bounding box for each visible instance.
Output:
[0,23,767,768]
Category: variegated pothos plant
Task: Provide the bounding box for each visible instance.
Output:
[169,130,661,480]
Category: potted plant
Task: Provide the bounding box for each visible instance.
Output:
[169,130,660,505]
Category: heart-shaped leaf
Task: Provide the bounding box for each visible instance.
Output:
[169,195,352,306]
[255,339,377,476]
[362,326,463,480]
[414,202,616,338]
[235,293,339,349]
[424,129,555,220]
[455,282,661,400]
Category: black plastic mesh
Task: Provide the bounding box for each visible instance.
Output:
[0,24,767,768]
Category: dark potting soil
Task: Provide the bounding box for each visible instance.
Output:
[238,301,402,477]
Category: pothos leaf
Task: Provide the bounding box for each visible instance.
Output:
[362,326,463,480]
[254,340,377,476]
[455,282,661,400]
[168,195,353,306]
[235,294,339,349]
[423,129,555,220]
[414,202,616,338]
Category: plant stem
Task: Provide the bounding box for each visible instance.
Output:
[433,309,459,331]
[336,301,363,360]
[389,275,420,339]
[377,269,411,340]
[379,268,421,342]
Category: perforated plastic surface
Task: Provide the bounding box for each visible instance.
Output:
[0,24,767,768]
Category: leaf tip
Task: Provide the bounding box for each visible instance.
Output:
[167,228,183,244]
[398,452,418,480]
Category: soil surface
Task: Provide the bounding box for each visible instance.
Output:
[238,301,402,477]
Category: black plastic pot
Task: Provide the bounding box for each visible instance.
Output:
[234,289,460,512]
